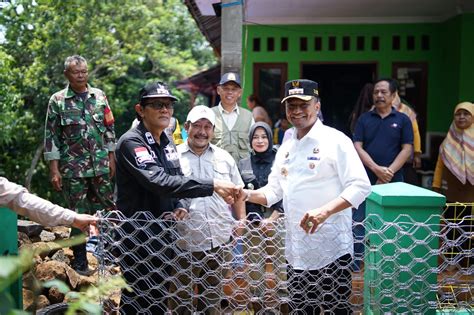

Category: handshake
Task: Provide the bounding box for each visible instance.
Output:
[213,179,246,204]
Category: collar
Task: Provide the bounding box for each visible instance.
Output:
[181,140,215,155]
[370,106,397,117]
[304,119,324,140]
[136,121,170,147]
[65,84,94,99]
[288,119,323,141]
[218,103,239,115]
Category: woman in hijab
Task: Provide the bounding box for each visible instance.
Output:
[433,101,473,269]
[238,122,288,313]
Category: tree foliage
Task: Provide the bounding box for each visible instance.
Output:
[0,0,215,200]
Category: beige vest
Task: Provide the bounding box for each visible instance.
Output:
[211,106,253,162]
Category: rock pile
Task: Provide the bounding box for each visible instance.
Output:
[18,221,120,312]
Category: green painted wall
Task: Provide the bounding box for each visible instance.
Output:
[242,13,474,133]
[458,14,474,102]
[433,15,460,132]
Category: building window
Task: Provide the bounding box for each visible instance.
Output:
[343,36,350,51]
[421,35,430,50]
[371,36,380,51]
[392,35,401,50]
[407,35,415,50]
[300,37,308,51]
[281,37,288,51]
[357,36,365,51]
[315,37,322,51]
[253,38,261,52]
[329,36,336,51]
[253,63,288,123]
[267,37,275,52]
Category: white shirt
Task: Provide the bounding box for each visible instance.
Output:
[177,142,244,251]
[0,177,76,226]
[217,103,255,130]
[261,120,371,270]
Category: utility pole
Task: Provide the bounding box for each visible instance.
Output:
[220,0,242,76]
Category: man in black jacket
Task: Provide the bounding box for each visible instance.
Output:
[114,82,238,314]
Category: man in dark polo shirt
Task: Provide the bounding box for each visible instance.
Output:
[352,78,413,271]
[353,78,413,184]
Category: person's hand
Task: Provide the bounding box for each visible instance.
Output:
[374,166,393,184]
[72,214,98,233]
[300,208,330,234]
[164,208,189,221]
[50,170,63,191]
[173,208,189,221]
[233,219,246,237]
[236,188,248,202]
[413,153,422,169]
[214,179,240,204]
[108,152,116,179]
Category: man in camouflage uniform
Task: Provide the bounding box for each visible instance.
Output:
[43,55,116,275]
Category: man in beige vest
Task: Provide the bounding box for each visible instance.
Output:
[212,72,254,162]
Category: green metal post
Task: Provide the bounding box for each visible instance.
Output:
[363,182,445,314]
[0,207,22,309]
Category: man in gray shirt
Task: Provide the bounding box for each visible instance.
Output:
[170,105,245,314]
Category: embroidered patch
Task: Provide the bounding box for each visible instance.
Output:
[164,145,179,161]
[307,156,320,161]
[134,147,154,165]
[145,132,155,144]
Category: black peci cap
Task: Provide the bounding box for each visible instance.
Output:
[139,82,178,101]
[281,79,319,103]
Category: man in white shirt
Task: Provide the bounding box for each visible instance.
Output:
[170,105,246,314]
[240,79,371,314]
[211,72,255,162]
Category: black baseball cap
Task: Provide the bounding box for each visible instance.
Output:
[219,72,241,87]
[281,79,319,103]
[139,82,178,101]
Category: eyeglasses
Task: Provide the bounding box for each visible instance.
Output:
[142,101,174,110]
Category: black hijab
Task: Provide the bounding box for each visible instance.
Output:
[249,122,274,163]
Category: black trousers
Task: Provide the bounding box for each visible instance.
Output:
[288,254,352,315]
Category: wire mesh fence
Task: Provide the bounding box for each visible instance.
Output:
[96,204,473,314]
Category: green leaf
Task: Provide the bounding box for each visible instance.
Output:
[43,279,70,294]
[0,257,23,278]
